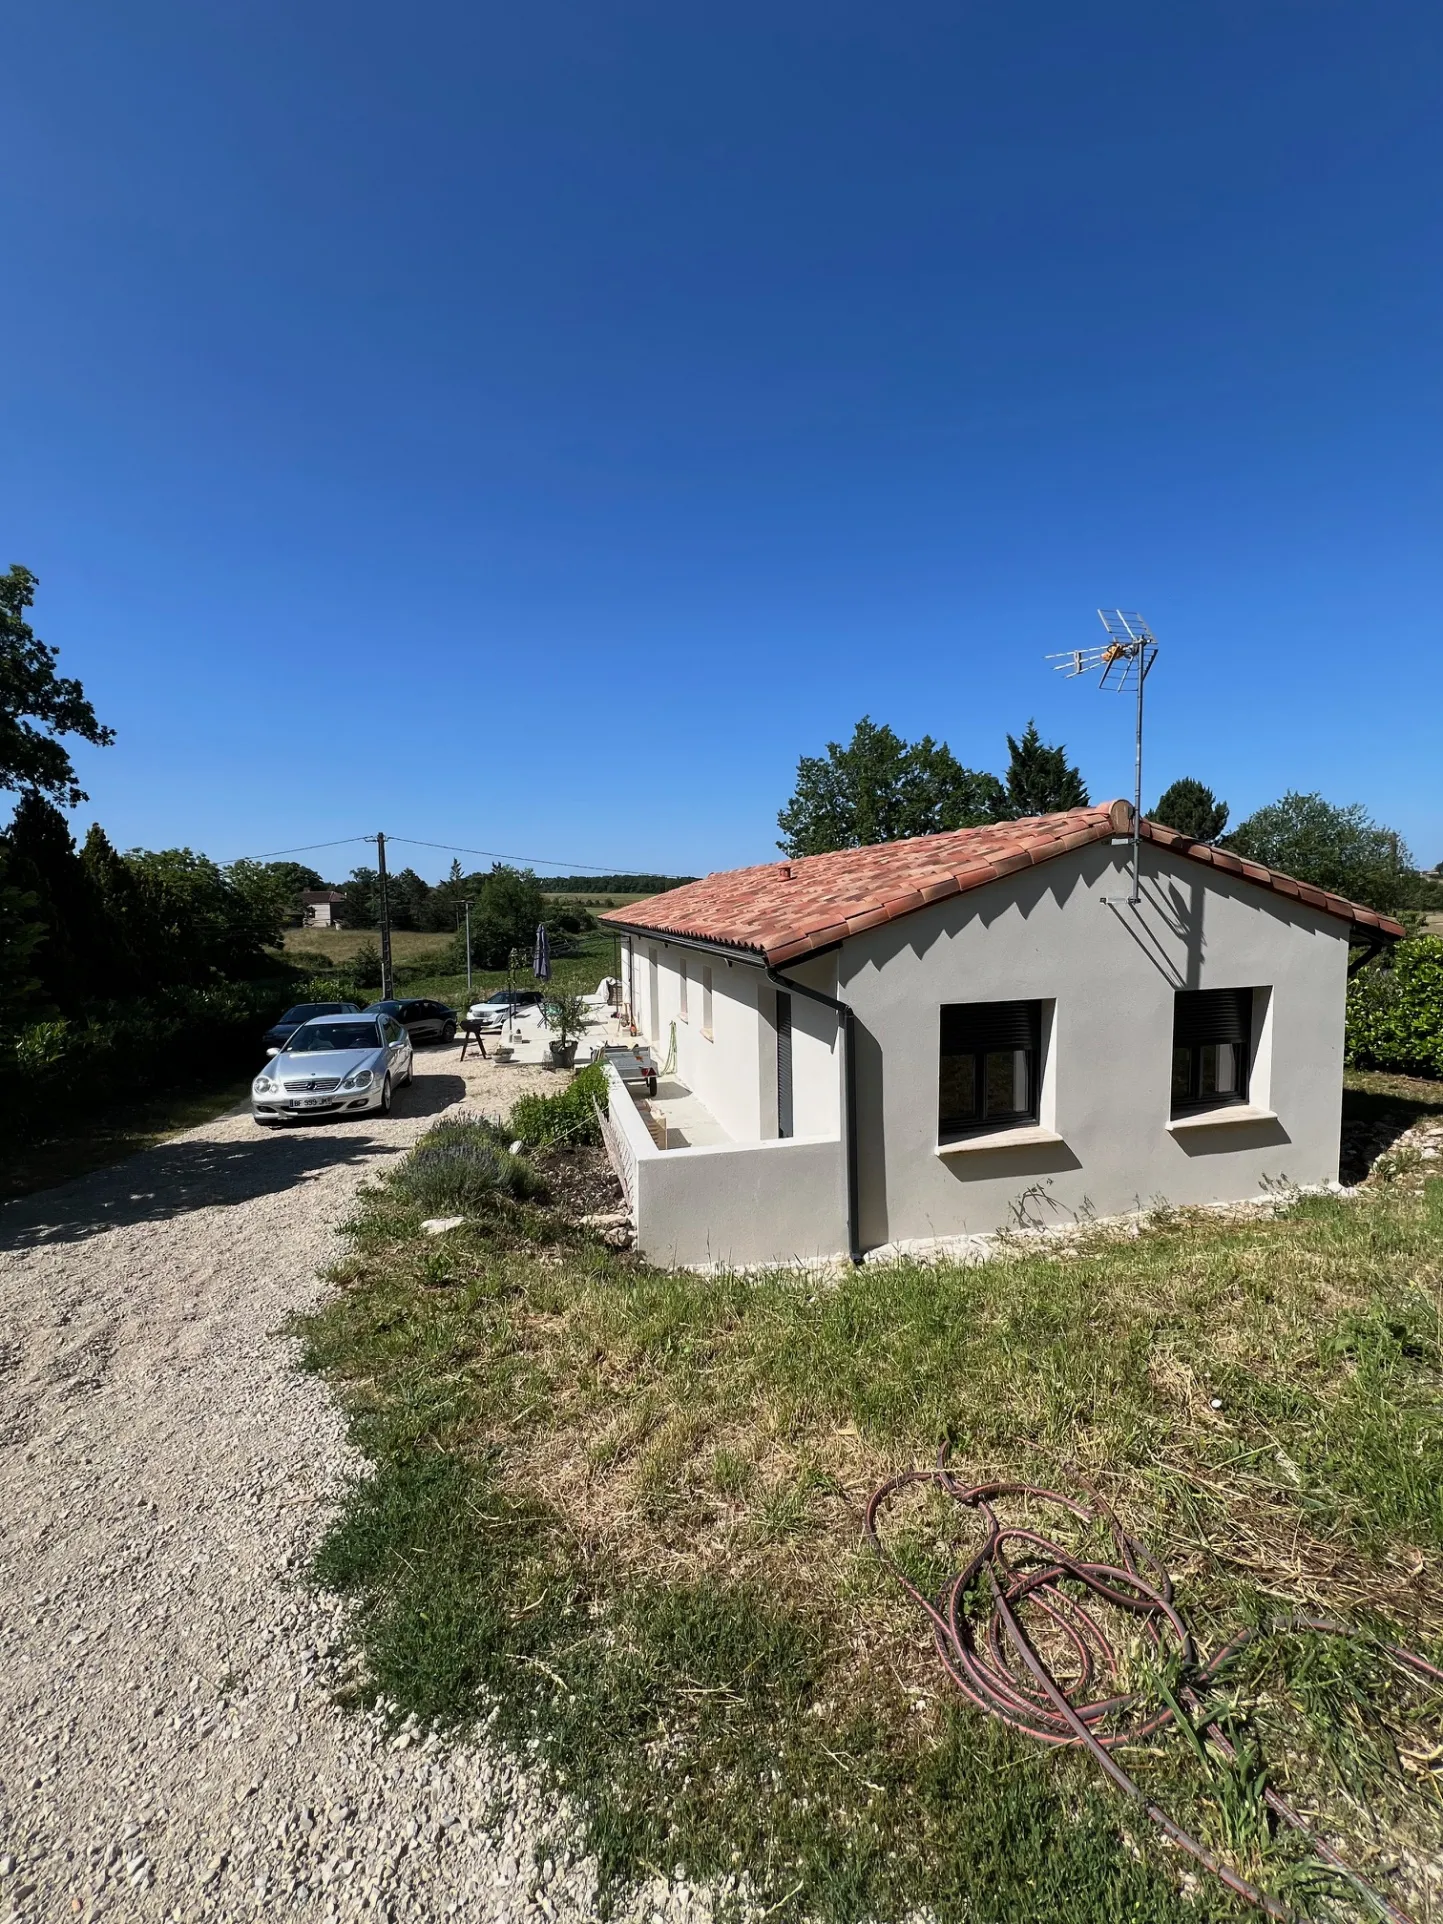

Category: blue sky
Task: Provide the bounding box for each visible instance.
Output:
[3,0,1440,879]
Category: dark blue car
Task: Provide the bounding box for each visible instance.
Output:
[262,1000,361,1056]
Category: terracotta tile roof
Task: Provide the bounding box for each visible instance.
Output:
[600,801,1405,965]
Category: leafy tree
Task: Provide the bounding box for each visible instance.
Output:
[777,717,1006,856]
[340,866,380,930]
[423,858,472,933]
[388,866,432,932]
[0,854,45,1022]
[1150,778,1229,842]
[1003,722,1089,817]
[259,861,327,925]
[1,794,111,1008]
[121,847,285,983]
[225,860,296,952]
[1398,870,1443,912]
[79,823,148,994]
[0,565,115,807]
[464,865,548,969]
[1225,792,1412,915]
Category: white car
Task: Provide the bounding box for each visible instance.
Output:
[251,1012,413,1125]
[467,990,544,1033]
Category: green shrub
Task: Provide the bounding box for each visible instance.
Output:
[1346,936,1443,1079]
[298,972,365,1004]
[508,1061,606,1148]
[0,978,294,1140]
[350,942,384,987]
[13,1018,72,1076]
[391,1119,546,1214]
[287,948,336,973]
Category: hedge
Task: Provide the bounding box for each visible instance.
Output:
[0,978,295,1139]
[1345,936,1443,1080]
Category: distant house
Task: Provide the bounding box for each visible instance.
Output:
[598,801,1402,1270]
[299,890,346,929]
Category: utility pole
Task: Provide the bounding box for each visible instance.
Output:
[458,899,474,1001]
[375,831,394,1000]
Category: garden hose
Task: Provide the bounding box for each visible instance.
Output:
[865,1452,1443,1923]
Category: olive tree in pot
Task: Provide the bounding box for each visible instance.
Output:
[540,987,592,1068]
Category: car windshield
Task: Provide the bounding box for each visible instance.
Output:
[280,1003,344,1023]
[287,1021,381,1054]
[365,1002,401,1015]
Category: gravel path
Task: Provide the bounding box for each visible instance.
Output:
[0,1050,700,1923]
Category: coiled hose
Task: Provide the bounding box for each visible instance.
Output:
[865,1452,1443,1923]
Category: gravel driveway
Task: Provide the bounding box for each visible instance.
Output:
[0,1049,692,1923]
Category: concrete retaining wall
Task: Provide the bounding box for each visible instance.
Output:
[603,1062,846,1269]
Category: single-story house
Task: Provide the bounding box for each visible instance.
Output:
[597,801,1402,1269]
[299,889,346,929]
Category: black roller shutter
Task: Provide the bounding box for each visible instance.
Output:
[776,992,794,1139]
[940,1000,1041,1055]
[1173,989,1251,1047]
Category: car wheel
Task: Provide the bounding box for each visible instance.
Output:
[441,1021,455,1043]
[380,1074,393,1115]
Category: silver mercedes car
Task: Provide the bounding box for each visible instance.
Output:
[251,1011,413,1126]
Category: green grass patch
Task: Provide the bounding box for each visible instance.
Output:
[297,1137,1443,1922]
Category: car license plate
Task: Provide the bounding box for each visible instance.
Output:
[291,1096,331,1109]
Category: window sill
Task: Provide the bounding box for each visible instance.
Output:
[1167,1105,1277,1133]
[936,1125,1064,1156]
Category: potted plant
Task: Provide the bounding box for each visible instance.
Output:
[540,987,591,1068]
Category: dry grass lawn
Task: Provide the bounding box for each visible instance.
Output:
[298,1090,1443,1924]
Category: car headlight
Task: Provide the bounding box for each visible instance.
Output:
[340,1069,374,1091]
[253,1076,275,1095]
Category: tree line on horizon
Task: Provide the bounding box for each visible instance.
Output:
[774,715,1436,921]
[0,561,1437,1035]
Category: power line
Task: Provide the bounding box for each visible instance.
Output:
[253,835,374,858]
[385,835,669,875]
[247,831,678,874]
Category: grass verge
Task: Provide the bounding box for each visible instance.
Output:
[297,1133,1443,1923]
[0,1071,252,1199]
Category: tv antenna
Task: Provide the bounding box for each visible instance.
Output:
[1046,610,1158,907]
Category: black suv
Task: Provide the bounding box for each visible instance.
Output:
[364,998,457,1044]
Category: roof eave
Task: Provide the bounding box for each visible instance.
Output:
[1138,823,1407,941]
[597,916,771,968]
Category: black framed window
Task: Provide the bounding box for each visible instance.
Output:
[939,1000,1041,1139]
[1171,989,1253,1114]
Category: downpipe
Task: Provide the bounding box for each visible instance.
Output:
[765,964,862,1266]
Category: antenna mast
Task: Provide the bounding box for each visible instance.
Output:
[1046,611,1158,908]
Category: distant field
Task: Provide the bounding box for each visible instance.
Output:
[271,924,620,1007]
[275,927,452,963]
[543,892,651,907]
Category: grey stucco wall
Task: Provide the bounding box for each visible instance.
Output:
[838,841,1350,1250]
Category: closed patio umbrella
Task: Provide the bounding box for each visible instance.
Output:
[533,922,551,982]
